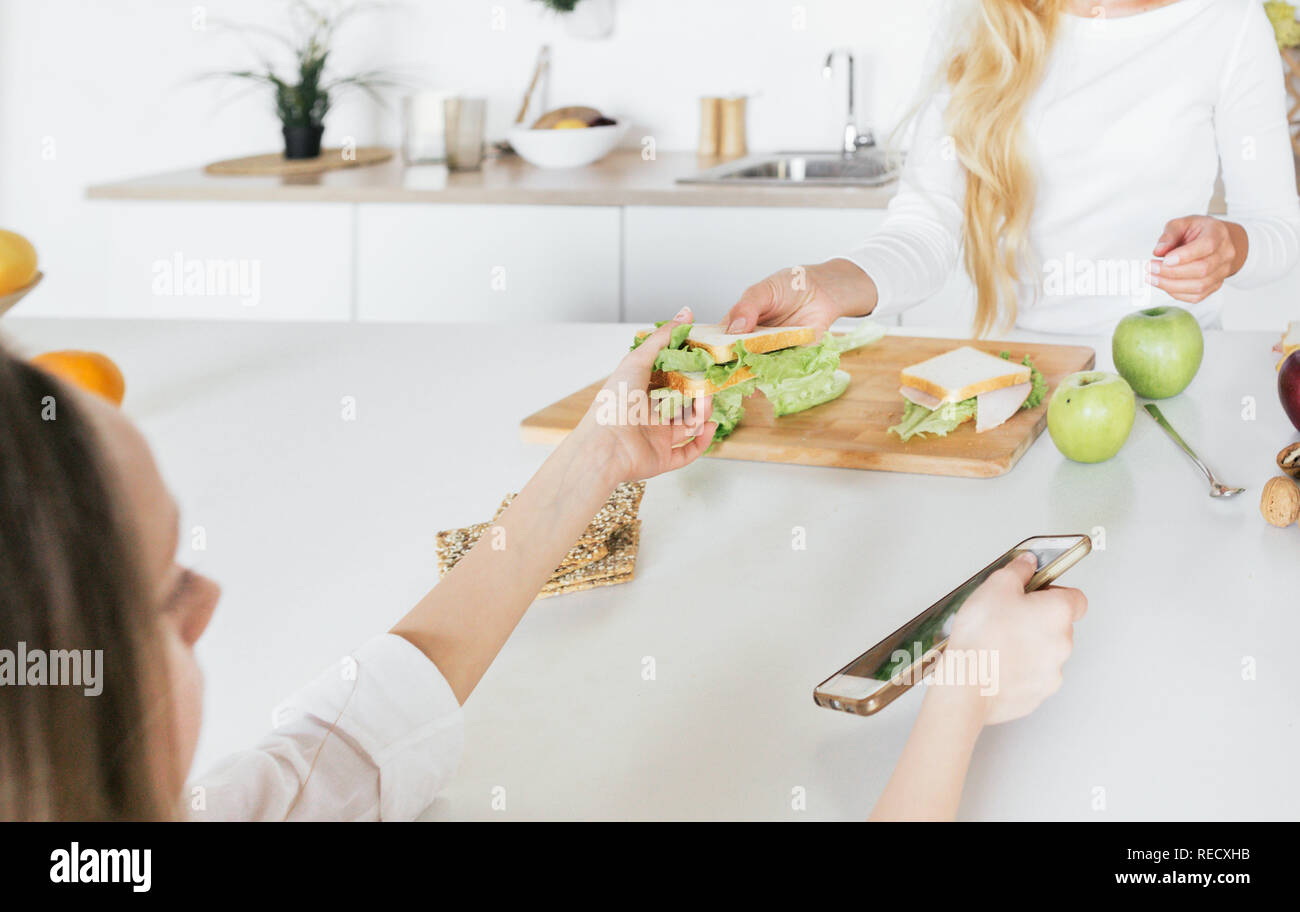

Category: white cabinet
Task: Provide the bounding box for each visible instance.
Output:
[622,206,888,325]
[356,204,621,322]
[620,205,975,328]
[103,202,353,321]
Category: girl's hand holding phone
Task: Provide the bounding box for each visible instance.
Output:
[944,553,1089,725]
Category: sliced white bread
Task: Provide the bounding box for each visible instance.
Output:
[651,366,754,396]
[636,323,818,364]
[900,346,1031,404]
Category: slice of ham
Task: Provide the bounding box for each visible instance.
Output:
[900,385,943,410]
[975,381,1032,433]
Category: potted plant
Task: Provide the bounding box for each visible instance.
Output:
[215,1,397,160]
[534,0,616,41]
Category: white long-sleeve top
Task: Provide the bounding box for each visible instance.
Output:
[188,635,463,821]
[846,0,1300,334]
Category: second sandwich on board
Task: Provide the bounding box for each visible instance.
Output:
[889,346,1047,442]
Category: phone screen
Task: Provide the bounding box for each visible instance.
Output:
[814,535,1089,709]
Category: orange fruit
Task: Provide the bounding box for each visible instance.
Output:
[30,350,126,406]
[0,229,38,296]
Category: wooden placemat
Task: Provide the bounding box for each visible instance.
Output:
[521,335,1096,478]
[204,146,393,176]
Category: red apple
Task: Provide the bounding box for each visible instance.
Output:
[1280,350,1300,432]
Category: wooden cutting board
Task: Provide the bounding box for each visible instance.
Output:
[520,335,1096,477]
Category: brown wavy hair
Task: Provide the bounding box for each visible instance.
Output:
[0,344,174,820]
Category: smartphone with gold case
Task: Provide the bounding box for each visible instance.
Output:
[813,535,1092,716]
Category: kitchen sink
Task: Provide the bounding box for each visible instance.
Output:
[679,151,900,188]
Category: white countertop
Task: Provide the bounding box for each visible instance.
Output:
[86,150,899,210]
[84,147,1274,213]
[4,317,1297,820]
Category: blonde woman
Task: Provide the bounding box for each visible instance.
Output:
[727,0,1300,336]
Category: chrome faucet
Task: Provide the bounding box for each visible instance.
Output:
[823,48,874,156]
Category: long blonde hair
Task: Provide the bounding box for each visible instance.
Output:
[944,0,1068,335]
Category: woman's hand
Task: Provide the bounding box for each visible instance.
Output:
[1150,216,1248,304]
[869,553,1088,820]
[397,307,716,703]
[942,552,1088,725]
[569,306,717,484]
[722,258,877,334]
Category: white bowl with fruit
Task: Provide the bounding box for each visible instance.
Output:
[508,106,627,169]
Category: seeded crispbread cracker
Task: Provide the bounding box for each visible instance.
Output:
[537,571,634,598]
[495,480,645,548]
[435,522,489,577]
[537,521,640,599]
[436,481,644,580]
[436,521,611,578]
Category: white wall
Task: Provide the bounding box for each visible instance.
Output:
[0,0,941,318]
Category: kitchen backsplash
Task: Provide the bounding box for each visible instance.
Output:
[0,0,942,320]
[0,0,944,177]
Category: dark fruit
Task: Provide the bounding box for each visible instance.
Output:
[1280,350,1300,432]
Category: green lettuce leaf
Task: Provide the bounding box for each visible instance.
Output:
[630,319,665,351]
[998,351,1047,410]
[823,320,886,354]
[888,398,977,442]
[668,322,694,351]
[703,359,745,387]
[630,320,693,352]
[759,368,851,417]
[703,378,757,449]
[738,338,840,384]
[654,346,714,372]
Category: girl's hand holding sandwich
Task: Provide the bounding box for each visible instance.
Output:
[870,554,1088,821]
[394,307,716,703]
[724,258,877,334]
[569,305,717,482]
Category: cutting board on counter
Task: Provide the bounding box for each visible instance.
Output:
[520,335,1096,478]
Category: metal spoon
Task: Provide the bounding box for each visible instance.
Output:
[1144,404,1245,498]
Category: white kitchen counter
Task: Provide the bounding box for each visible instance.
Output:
[4,317,1297,821]
[83,148,1285,213]
[86,150,899,210]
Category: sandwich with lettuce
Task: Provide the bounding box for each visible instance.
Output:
[632,321,885,443]
[888,346,1047,442]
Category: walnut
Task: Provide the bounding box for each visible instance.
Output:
[1260,476,1300,528]
[1278,443,1300,479]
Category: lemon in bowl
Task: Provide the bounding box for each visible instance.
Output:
[0,229,38,296]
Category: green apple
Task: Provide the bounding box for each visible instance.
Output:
[1111,305,1204,399]
[1047,371,1136,463]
